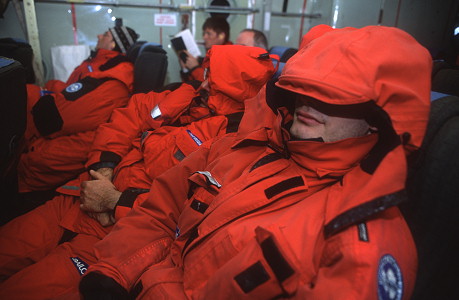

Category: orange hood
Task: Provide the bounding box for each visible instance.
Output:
[299,24,334,49]
[277,25,432,152]
[202,45,276,115]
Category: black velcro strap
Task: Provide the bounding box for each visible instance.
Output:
[117,189,149,208]
[58,228,78,245]
[99,55,131,71]
[250,153,284,172]
[187,80,203,90]
[79,272,129,299]
[89,161,117,171]
[324,190,407,238]
[155,82,184,93]
[100,151,122,164]
[61,77,112,101]
[32,94,64,136]
[234,261,270,293]
[264,176,304,199]
[183,226,199,254]
[225,112,244,133]
[260,237,294,282]
[190,199,209,214]
[174,149,186,161]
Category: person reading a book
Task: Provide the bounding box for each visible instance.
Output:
[179,16,232,81]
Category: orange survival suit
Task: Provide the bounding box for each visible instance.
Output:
[17,49,134,193]
[80,26,432,299]
[180,41,233,82]
[0,45,275,300]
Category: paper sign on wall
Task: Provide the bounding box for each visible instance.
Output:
[154,14,177,27]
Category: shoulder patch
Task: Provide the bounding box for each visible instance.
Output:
[378,254,403,300]
[65,82,83,93]
[62,77,112,101]
[70,256,89,276]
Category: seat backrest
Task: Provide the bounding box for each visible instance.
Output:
[432,68,459,97]
[126,41,147,63]
[0,57,26,221]
[0,38,35,83]
[133,43,168,94]
[401,95,459,299]
[269,46,298,63]
[0,57,26,179]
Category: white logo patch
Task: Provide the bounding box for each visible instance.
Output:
[70,256,89,275]
[378,254,403,300]
[186,130,203,146]
[65,82,83,93]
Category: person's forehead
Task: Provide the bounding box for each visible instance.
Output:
[203,28,217,35]
[236,31,254,43]
[240,31,254,38]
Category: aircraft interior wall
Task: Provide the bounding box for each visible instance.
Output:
[0,0,458,84]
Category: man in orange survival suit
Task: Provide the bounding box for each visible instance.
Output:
[17,25,139,196]
[79,25,432,299]
[0,45,275,299]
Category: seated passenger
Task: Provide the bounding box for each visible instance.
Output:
[17,26,139,195]
[79,25,431,299]
[179,16,232,82]
[0,45,275,300]
[235,28,268,50]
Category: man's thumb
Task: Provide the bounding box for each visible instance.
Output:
[89,169,107,180]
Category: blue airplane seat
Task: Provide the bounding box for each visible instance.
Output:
[272,61,285,79]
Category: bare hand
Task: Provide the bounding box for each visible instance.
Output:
[94,167,114,181]
[87,211,115,227]
[179,50,199,70]
[80,169,121,213]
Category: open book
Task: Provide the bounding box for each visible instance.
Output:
[170,29,202,58]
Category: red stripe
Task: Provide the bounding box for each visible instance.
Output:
[71,3,78,45]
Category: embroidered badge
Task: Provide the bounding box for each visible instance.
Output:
[186,130,203,146]
[70,256,89,276]
[378,254,403,300]
[65,82,83,93]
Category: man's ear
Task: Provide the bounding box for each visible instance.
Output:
[110,41,116,50]
[218,33,225,40]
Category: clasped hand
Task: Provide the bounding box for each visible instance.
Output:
[80,169,121,226]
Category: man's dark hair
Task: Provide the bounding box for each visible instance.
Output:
[202,17,230,43]
[240,29,268,50]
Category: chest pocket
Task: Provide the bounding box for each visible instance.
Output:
[175,171,221,240]
[185,226,300,299]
